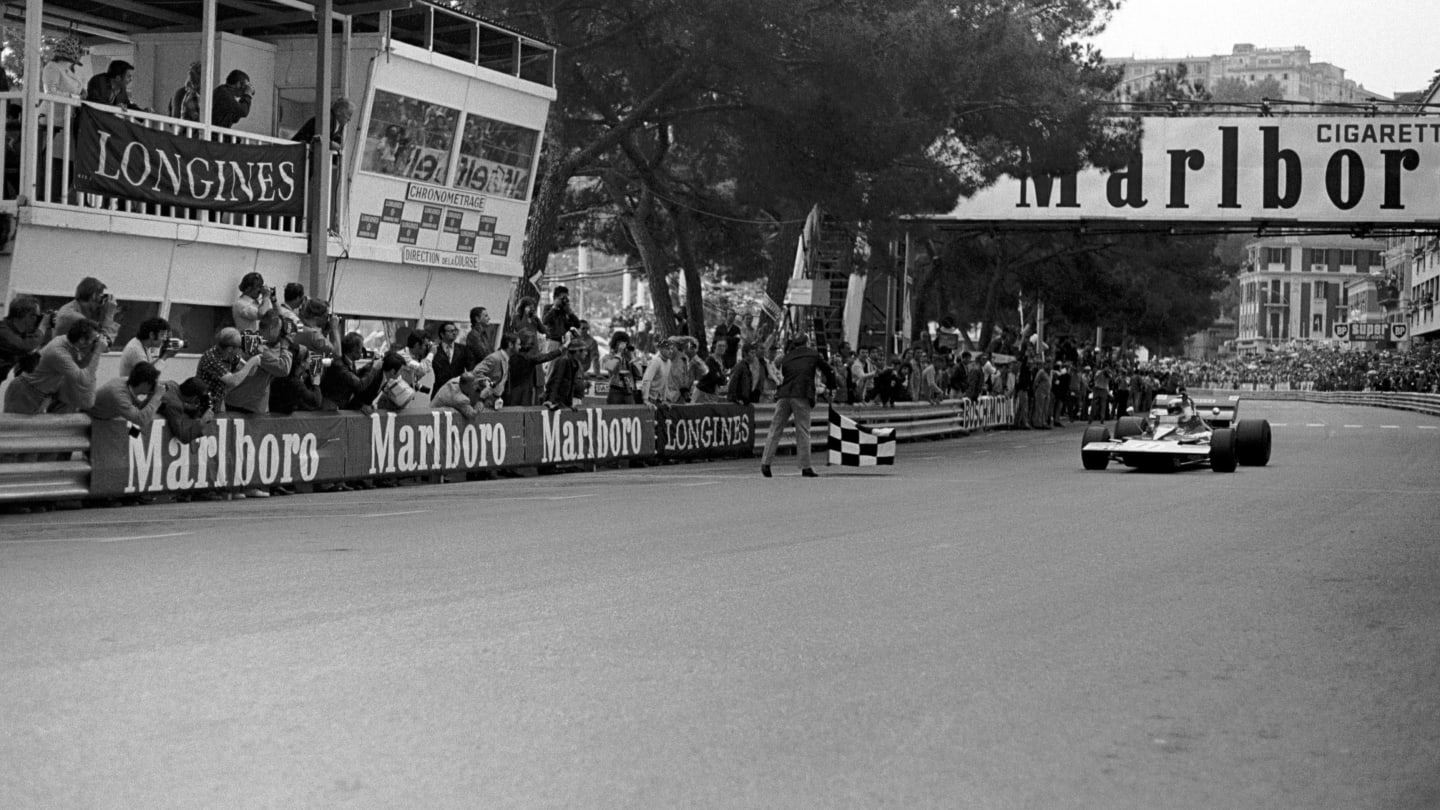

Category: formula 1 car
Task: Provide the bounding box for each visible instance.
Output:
[1080,393,1272,473]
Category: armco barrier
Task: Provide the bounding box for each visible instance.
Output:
[1188,389,1440,418]
[0,415,92,503]
[754,396,1015,452]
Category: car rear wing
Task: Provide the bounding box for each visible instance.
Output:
[1152,393,1241,427]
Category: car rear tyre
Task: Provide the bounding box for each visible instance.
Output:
[1210,428,1237,472]
[1081,426,1111,470]
[1235,419,1272,466]
[1114,416,1145,439]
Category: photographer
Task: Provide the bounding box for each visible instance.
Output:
[1,295,53,381]
[320,332,384,415]
[232,271,274,334]
[376,352,420,413]
[158,377,215,444]
[56,277,120,348]
[196,327,261,415]
[88,361,163,430]
[600,331,643,405]
[119,316,180,379]
[3,318,104,415]
[224,310,292,419]
[294,298,341,358]
[270,343,323,415]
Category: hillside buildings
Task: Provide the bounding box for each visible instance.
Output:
[1108,43,1390,104]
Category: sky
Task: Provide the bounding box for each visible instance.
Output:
[1087,0,1440,97]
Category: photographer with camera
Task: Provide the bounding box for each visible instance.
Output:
[600,330,643,405]
[3,318,104,416]
[88,361,163,430]
[320,331,385,415]
[376,351,421,413]
[225,310,292,421]
[119,317,181,379]
[294,298,341,359]
[56,277,120,349]
[271,343,323,415]
[196,327,261,415]
[233,271,274,334]
[1,295,54,381]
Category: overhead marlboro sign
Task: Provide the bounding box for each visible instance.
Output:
[935,116,1440,227]
[75,104,308,215]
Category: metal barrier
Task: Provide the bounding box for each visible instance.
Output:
[1191,389,1440,418]
[0,415,92,503]
[754,396,1015,452]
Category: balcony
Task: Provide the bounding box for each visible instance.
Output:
[4,93,314,252]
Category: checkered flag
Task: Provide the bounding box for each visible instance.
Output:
[827,407,896,467]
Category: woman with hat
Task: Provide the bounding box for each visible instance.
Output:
[541,334,590,411]
[42,36,87,99]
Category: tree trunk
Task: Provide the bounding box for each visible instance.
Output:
[671,204,708,348]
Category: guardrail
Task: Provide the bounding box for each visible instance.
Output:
[1191,389,1440,418]
[0,415,91,503]
[754,396,1016,452]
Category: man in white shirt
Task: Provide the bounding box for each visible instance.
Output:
[850,347,877,403]
[118,317,177,378]
[641,338,682,406]
[232,271,274,333]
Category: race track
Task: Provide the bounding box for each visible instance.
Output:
[3,400,1438,809]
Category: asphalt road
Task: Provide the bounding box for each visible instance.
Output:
[3,400,1438,809]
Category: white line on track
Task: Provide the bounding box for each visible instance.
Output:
[1344,425,1364,428]
[1381,425,1400,429]
[1306,423,1327,427]
[1420,426,1438,430]
[5,531,193,545]
[1270,423,1288,427]
[0,509,431,532]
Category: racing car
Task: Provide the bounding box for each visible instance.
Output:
[1080,392,1272,473]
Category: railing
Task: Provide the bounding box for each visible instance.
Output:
[18,94,309,237]
[1192,389,1440,418]
[0,414,91,503]
[754,397,1016,451]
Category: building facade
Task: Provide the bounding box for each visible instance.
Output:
[1234,235,1387,353]
[1382,73,1440,348]
[1109,43,1389,103]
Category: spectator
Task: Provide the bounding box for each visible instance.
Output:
[601,331,643,405]
[224,310,292,419]
[541,336,589,410]
[212,70,253,129]
[871,357,907,407]
[320,332,384,414]
[376,352,418,412]
[1089,364,1112,423]
[196,327,261,415]
[291,98,354,150]
[578,320,601,378]
[540,285,580,349]
[1013,355,1033,429]
[712,310,742,370]
[396,330,434,390]
[431,371,490,420]
[168,61,203,122]
[760,343,783,403]
[850,347,877,404]
[676,337,703,403]
[86,60,144,110]
[56,276,120,347]
[293,298,339,358]
[505,339,564,407]
[964,352,985,401]
[1032,360,1053,430]
[279,283,306,332]
[41,36,86,99]
[87,361,163,429]
[430,321,469,393]
[232,271,273,333]
[270,344,322,415]
[3,318,103,414]
[920,354,945,403]
[472,334,516,409]
[1,296,52,380]
[692,340,727,404]
[641,338,682,407]
[759,334,837,479]
[511,297,542,357]
[119,316,175,379]
[726,342,765,405]
[464,306,493,361]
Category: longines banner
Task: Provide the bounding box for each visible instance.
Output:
[938,116,1440,225]
[74,105,308,215]
[653,404,755,460]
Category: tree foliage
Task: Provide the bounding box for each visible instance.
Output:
[473,0,1128,340]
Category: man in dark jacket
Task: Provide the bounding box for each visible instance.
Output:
[759,334,837,478]
[541,336,589,410]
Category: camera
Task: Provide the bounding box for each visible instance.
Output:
[380,376,416,409]
[163,337,186,353]
[239,332,263,356]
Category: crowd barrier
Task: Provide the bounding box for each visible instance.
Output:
[0,396,1020,505]
[1191,389,1440,418]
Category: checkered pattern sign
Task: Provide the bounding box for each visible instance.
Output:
[827,407,896,467]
